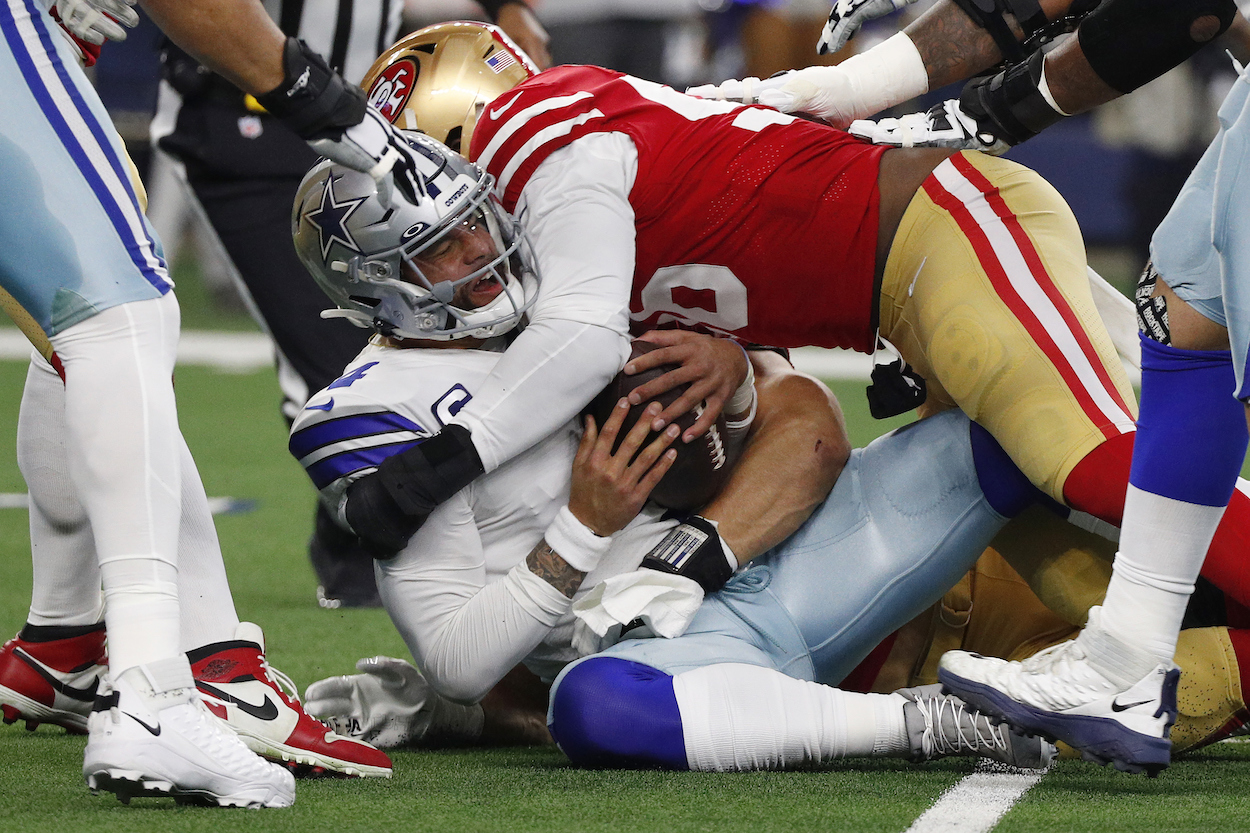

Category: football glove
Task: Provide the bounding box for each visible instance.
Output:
[687,67,860,128]
[848,98,1012,155]
[55,0,138,45]
[818,0,919,56]
[256,37,427,202]
[304,656,484,749]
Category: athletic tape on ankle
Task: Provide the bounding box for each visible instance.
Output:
[544,506,613,574]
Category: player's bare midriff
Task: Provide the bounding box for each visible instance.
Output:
[874,146,957,282]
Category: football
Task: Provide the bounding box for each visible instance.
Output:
[588,340,734,510]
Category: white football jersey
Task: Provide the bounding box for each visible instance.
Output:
[291,340,669,698]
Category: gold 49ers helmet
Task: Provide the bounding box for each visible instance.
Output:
[361,21,538,157]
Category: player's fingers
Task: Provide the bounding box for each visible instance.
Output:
[682,393,727,442]
[591,398,630,458]
[635,446,678,497]
[612,401,662,468]
[626,423,678,482]
[623,343,689,377]
[627,364,699,407]
[574,413,600,467]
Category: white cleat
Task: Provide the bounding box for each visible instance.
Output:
[938,608,1178,776]
[83,657,296,807]
[899,684,1056,769]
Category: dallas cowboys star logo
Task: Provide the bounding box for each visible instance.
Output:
[306,174,368,262]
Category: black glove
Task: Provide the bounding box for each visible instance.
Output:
[640,514,736,594]
[344,425,485,558]
[257,37,426,202]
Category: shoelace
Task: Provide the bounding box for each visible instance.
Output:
[916,695,1009,758]
[254,651,301,706]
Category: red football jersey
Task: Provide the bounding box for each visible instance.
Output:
[472,65,888,352]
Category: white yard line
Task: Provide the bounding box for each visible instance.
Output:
[905,760,1052,833]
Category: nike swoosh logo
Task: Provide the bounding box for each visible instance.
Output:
[14,647,99,702]
[197,682,280,721]
[489,94,522,121]
[305,398,334,412]
[1110,697,1154,712]
[907,256,927,298]
[123,711,162,736]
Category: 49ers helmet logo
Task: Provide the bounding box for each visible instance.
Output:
[368,59,417,123]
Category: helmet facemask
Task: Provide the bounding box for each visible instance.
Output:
[293,132,539,342]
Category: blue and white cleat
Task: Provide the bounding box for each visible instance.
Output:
[938,608,1179,777]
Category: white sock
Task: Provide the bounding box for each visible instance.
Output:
[1098,484,1226,661]
[670,663,908,771]
[100,555,182,674]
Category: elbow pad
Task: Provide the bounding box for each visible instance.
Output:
[1079,0,1238,94]
[959,50,1063,148]
[345,425,485,558]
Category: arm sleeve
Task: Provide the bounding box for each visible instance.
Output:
[451,132,641,472]
[378,493,573,703]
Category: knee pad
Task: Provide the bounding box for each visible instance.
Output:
[548,657,688,770]
[1131,336,1248,506]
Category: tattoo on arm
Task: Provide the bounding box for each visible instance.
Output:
[527,540,586,599]
[906,0,1023,88]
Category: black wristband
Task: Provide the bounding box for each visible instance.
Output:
[255,37,365,140]
[961,50,1062,147]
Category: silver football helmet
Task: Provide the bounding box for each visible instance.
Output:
[292,131,538,341]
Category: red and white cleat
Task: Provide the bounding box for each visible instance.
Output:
[0,623,107,734]
[190,623,392,778]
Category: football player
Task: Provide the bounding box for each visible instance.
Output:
[333,24,1241,618]
[288,142,1059,770]
[0,0,426,807]
[695,0,1250,775]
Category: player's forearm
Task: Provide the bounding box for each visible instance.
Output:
[1036,36,1120,115]
[455,320,628,472]
[140,0,284,95]
[409,571,568,703]
[701,355,849,563]
[903,0,1075,90]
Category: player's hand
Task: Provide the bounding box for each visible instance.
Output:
[495,2,552,70]
[309,106,430,204]
[305,656,470,749]
[848,98,1011,155]
[687,66,862,129]
[568,400,677,536]
[55,0,138,45]
[626,330,748,442]
[818,0,918,56]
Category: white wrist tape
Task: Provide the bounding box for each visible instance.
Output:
[834,32,929,120]
[544,505,613,574]
[727,345,756,417]
[781,32,928,126]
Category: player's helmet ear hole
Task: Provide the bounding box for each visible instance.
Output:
[445,126,463,155]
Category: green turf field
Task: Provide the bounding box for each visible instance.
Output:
[3,357,1250,832]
